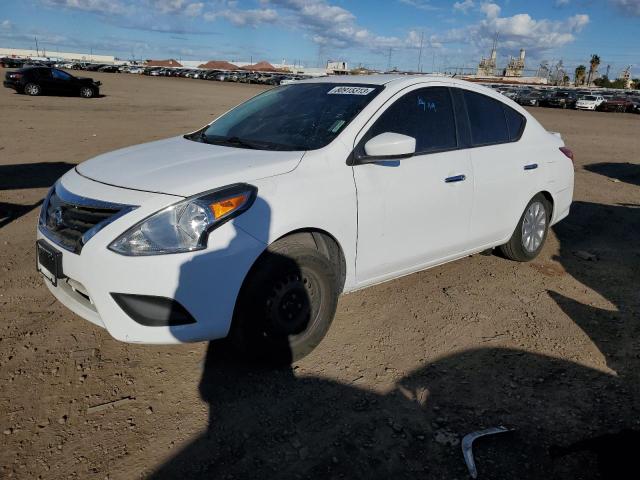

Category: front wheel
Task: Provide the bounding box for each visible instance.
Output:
[499,194,551,262]
[230,234,339,364]
[80,86,95,98]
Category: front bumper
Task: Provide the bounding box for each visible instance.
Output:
[37,169,266,344]
[3,80,19,90]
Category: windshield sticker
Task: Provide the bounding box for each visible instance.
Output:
[328,86,375,95]
[329,119,346,133]
[417,97,437,112]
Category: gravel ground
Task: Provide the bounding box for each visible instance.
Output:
[0,70,639,479]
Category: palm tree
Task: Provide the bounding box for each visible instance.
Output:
[586,54,601,85]
[575,65,586,86]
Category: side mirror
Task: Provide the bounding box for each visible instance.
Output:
[359,132,416,164]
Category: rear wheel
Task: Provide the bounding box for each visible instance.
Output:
[499,193,551,262]
[230,234,339,364]
[24,83,41,96]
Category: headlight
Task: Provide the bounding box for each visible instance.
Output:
[108,184,257,256]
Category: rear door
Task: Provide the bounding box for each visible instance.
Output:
[455,88,537,246]
[353,85,474,283]
[34,68,57,93]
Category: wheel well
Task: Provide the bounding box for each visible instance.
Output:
[275,229,347,294]
[540,191,554,218]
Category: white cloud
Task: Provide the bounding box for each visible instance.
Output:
[480,2,501,19]
[42,0,132,15]
[398,0,439,11]
[610,0,640,15]
[566,14,590,30]
[453,0,474,14]
[263,0,433,51]
[1,20,12,30]
[435,6,590,60]
[152,0,187,14]
[184,2,203,16]
[555,0,570,6]
[42,0,206,17]
[204,8,278,27]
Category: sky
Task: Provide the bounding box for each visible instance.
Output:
[0,1,638,77]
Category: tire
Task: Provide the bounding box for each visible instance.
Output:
[80,86,95,98]
[499,193,551,262]
[23,83,41,96]
[230,234,339,364]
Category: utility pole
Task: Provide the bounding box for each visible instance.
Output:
[387,47,392,71]
[417,31,424,73]
[605,64,610,78]
[34,36,39,56]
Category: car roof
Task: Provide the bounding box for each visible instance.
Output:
[296,74,457,86]
[17,66,50,72]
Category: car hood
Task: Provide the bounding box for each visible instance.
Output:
[76,136,304,197]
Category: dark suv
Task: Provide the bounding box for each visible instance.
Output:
[539,91,577,109]
[3,67,101,98]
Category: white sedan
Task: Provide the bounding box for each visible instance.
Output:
[36,75,574,361]
[576,95,604,110]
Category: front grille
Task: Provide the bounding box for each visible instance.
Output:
[39,182,136,254]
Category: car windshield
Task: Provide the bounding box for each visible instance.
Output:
[189,83,383,151]
[582,95,597,101]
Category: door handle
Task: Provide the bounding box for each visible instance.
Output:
[445,174,466,183]
[524,163,538,170]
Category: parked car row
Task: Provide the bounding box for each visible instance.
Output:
[490,85,640,114]
[139,67,311,85]
[1,59,315,86]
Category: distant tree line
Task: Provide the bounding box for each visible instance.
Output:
[593,76,634,89]
[573,53,638,89]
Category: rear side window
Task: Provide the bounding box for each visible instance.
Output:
[463,90,509,146]
[503,105,525,141]
[369,87,457,154]
[35,68,52,79]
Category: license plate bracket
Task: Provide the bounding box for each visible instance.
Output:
[36,240,65,287]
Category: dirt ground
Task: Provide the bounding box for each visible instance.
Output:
[1,70,639,479]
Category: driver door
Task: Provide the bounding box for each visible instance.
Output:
[352,85,474,284]
[51,68,76,95]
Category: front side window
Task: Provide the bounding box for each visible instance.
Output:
[463,90,510,146]
[52,69,72,81]
[191,83,383,151]
[367,87,457,154]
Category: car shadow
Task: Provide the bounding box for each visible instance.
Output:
[0,162,74,229]
[149,200,639,479]
[0,162,74,191]
[583,162,640,187]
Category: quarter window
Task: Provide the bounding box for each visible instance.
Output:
[463,90,509,146]
[503,105,525,141]
[368,87,457,154]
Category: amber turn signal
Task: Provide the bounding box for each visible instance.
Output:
[210,194,248,220]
